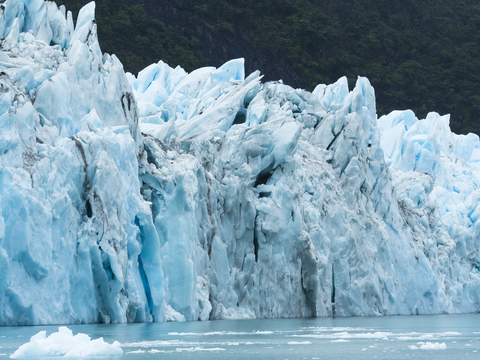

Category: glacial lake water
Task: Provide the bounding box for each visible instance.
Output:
[0,314,479,359]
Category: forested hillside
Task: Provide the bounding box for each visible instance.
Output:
[54,0,480,135]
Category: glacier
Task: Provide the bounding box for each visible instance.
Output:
[0,0,479,325]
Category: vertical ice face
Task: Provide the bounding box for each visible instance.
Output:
[133,64,478,319]
[378,111,480,313]
[0,0,157,325]
[0,0,479,325]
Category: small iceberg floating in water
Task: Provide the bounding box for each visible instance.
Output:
[409,342,448,350]
[10,327,122,358]
[420,342,447,350]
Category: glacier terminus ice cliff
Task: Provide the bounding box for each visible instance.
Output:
[0,0,479,325]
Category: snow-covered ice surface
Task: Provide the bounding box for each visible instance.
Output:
[0,0,480,325]
[10,326,122,358]
[1,315,479,359]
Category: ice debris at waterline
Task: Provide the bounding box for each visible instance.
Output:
[10,327,122,358]
[0,0,479,326]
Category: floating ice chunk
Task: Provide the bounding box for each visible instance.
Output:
[397,334,435,341]
[419,342,447,350]
[309,327,369,332]
[408,345,419,350]
[287,341,312,345]
[121,340,183,348]
[166,330,272,336]
[10,327,123,358]
[127,349,145,354]
[175,347,225,352]
[291,332,392,339]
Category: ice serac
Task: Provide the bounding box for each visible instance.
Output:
[377,111,480,312]
[0,0,479,325]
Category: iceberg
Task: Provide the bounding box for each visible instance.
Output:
[10,326,122,358]
[0,0,479,325]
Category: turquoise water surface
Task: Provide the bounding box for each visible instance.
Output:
[0,314,479,359]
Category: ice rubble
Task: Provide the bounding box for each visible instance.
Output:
[10,327,122,358]
[0,0,479,325]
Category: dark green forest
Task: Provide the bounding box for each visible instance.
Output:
[54,0,480,135]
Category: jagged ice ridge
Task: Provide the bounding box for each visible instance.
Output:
[0,0,479,325]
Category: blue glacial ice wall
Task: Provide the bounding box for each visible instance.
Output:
[0,1,479,325]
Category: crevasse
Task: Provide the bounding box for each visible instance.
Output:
[0,1,479,325]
